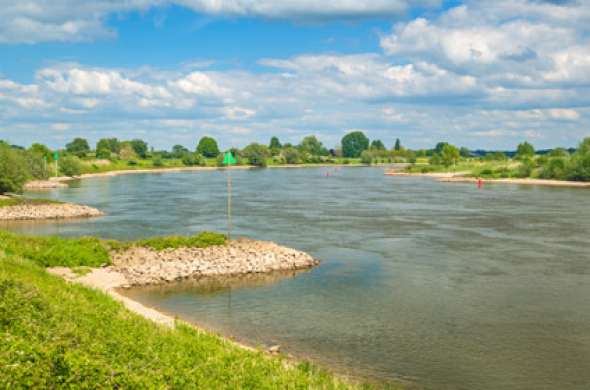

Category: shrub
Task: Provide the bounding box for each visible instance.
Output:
[282,147,300,164]
[181,152,203,166]
[360,150,373,165]
[65,138,90,158]
[25,151,49,180]
[152,155,164,167]
[58,156,81,177]
[0,144,30,193]
[241,143,269,167]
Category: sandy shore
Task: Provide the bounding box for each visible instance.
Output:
[47,238,319,343]
[438,176,590,188]
[384,171,469,178]
[0,202,104,221]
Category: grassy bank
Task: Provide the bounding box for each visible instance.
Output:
[0,197,62,208]
[0,254,369,388]
[0,231,226,268]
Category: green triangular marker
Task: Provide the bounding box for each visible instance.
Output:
[53,151,59,161]
[223,151,237,166]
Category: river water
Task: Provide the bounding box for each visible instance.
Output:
[8,167,590,390]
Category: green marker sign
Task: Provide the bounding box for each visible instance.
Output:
[53,151,59,161]
[223,151,237,166]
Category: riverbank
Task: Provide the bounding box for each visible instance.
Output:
[0,197,104,221]
[385,170,590,188]
[0,253,365,388]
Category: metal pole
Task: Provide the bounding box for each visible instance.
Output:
[227,166,232,241]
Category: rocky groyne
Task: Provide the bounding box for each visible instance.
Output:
[111,238,319,286]
[0,203,104,221]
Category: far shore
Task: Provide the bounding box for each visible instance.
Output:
[385,170,590,188]
[24,163,383,190]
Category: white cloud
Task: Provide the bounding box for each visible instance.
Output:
[0,0,440,43]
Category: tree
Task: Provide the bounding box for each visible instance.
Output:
[370,140,386,150]
[282,147,300,164]
[172,145,189,158]
[196,136,220,158]
[440,144,460,167]
[567,137,590,181]
[66,138,90,158]
[25,150,49,180]
[434,142,449,155]
[181,152,204,166]
[0,144,30,193]
[119,144,138,161]
[269,136,282,149]
[394,138,401,151]
[59,156,82,177]
[242,143,269,167]
[299,135,325,156]
[130,139,148,159]
[29,143,51,160]
[96,138,120,158]
[341,131,369,158]
[516,141,535,160]
[459,147,471,158]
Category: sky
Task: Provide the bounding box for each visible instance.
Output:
[0,0,589,151]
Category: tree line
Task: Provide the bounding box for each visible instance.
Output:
[2,132,590,194]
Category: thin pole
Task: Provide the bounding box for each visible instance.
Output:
[227,166,232,241]
[55,159,58,177]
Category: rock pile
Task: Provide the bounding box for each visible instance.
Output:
[111,238,319,286]
[0,203,104,221]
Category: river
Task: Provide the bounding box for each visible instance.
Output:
[8,167,590,390]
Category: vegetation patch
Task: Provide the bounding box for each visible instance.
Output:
[0,197,62,208]
[0,255,369,389]
[0,231,226,268]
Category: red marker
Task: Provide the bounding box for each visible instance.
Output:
[477,178,483,189]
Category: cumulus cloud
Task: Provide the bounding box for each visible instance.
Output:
[0,0,439,43]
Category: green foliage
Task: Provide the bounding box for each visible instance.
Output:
[118,144,138,161]
[370,140,385,150]
[0,144,30,194]
[440,144,460,167]
[242,143,269,167]
[282,147,300,164]
[24,150,49,180]
[269,136,282,156]
[434,142,449,155]
[181,152,204,166]
[196,136,220,158]
[132,232,226,251]
[394,138,401,151]
[172,144,189,158]
[516,141,535,160]
[341,131,369,158]
[96,138,120,159]
[130,139,149,159]
[0,255,366,389]
[59,156,82,177]
[29,143,51,160]
[65,138,90,158]
[152,155,164,167]
[567,138,590,181]
[459,147,471,158]
[540,157,568,180]
[299,135,326,156]
[0,231,110,268]
[484,152,507,161]
[516,158,535,178]
[360,150,373,165]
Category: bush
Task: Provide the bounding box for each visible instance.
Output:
[25,151,49,180]
[181,152,203,166]
[241,143,269,167]
[152,155,164,167]
[360,150,373,165]
[341,131,369,158]
[540,157,567,180]
[515,158,535,178]
[282,147,300,164]
[0,144,30,194]
[58,156,81,177]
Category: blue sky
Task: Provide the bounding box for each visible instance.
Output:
[1,0,589,151]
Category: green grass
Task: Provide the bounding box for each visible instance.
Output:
[0,197,62,208]
[0,254,374,389]
[0,231,227,268]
